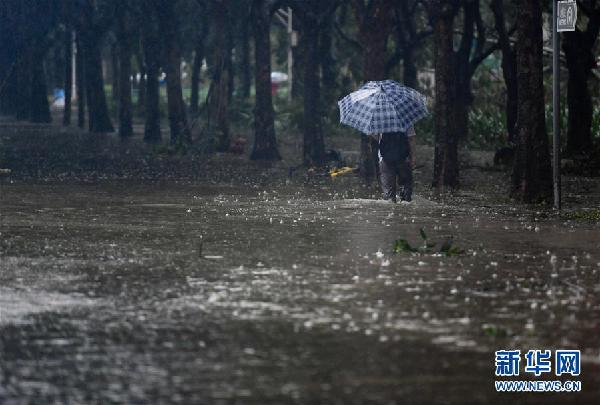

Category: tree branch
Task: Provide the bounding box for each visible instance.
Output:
[334,20,363,50]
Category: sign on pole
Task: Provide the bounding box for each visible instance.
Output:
[557,0,577,32]
[552,0,577,210]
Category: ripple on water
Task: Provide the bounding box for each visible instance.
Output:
[0,287,98,326]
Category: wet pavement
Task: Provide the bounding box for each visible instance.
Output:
[1,180,599,404]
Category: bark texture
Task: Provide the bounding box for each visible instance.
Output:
[491,0,518,144]
[250,0,280,161]
[429,1,459,189]
[511,0,552,203]
[352,0,395,181]
[562,3,600,156]
[157,0,192,146]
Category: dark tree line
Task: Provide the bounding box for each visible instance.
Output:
[1,0,600,204]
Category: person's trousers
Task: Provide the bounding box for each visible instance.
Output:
[379,158,413,202]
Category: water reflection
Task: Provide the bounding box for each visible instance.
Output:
[0,182,599,403]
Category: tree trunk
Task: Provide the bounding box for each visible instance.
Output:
[142,21,161,143]
[110,42,119,103]
[15,48,31,120]
[511,0,552,203]
[353,0,394,181]
[0,16,17,116]
[0,1,17,116]
[144,62,161,143]
[226,24,235,103]
[117,10,133,139]
[303,20,325,166]
[453,1,476,143]
[154,1,191,146]
[250,0,280,160]
[76,35,86,129]
[431,5,459,189]
[391,0,422,89]
[190,40,204,115]
[361,6,391,82]
[403,45,418,89]
[209,0,231,152]
[562,12,600,156]
[63,28,73,126]
[29,55,51,123]
[163,44,192,145]
[237,10,252,99]
[135,49,146,115]
[564,44,593,155]
[319,11,337,109]
[82,34,114,133]
[491,0,518,144]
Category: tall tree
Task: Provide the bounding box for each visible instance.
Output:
[75,0,115,133]
[0,0,18,116]
[115,1,134,138]
[319,6,339,109]
[427,0,460,189]
[140,2,161,143]
[110,42,119,103]
[293,0,340,167]
[562,1,600,156]
[233,0,252,99]
[453,0,497,143]
[388,0,431,89]
[75,33,86,129]
[352,0,395,180]
[208,0,231,152]
[491,0,518,144]
[155,0,192,146]
[511,0,552,203]
[29,51,52,123]
[62,1,73,126]
[2,0,55,123]
[134,48,146,115]
[190,1,209,115]
[250,0,280,160]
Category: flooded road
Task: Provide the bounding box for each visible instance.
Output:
[1,180,599,404]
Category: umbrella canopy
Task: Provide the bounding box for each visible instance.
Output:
[338,80,428,134]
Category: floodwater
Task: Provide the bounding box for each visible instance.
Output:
[0,180,599,404]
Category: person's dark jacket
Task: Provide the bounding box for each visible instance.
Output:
[379,131,409,163]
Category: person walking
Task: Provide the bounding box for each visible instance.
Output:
[338,80,427,202]
[377,127,416,203]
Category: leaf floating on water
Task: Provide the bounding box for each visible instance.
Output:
[393,232,465,256]
[393,239,418,253]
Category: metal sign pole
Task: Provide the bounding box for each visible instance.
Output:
[553,0,561,210]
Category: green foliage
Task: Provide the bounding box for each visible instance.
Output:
[230,98,255,129]
[592,106,600,143]
[467,108,508,150]
[393,239,419,253]
[153,139,190,156]
[414,116,434,146]
[274,99,303,134]
[482,324,509,338]
[393,228,465,256]
[564,209,600,221]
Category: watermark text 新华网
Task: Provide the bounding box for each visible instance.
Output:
[494,349,581,393]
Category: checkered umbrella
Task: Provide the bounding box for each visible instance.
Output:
[338,80,428,134]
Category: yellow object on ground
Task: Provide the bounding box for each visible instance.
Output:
[329,167,355,178]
